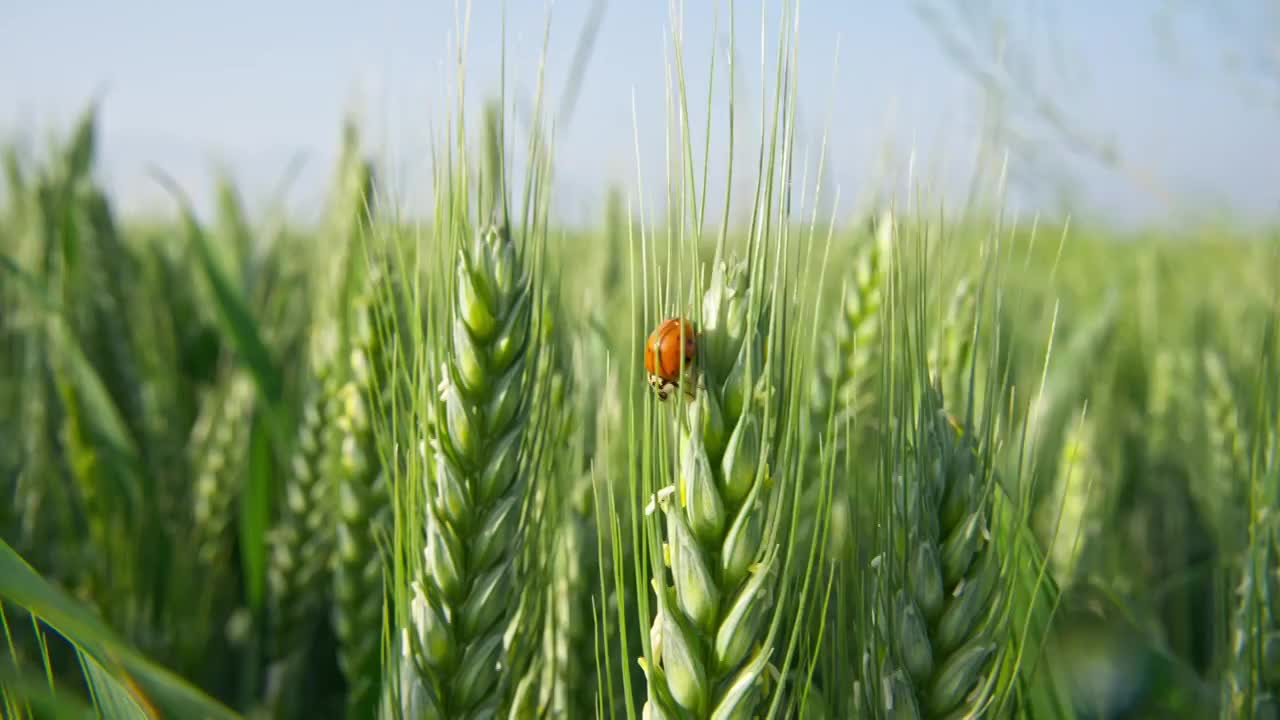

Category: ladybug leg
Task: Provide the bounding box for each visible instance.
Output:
[648,373,675,401]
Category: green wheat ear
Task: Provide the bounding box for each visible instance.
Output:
[1147,345,1187,459]
[809,211,892,431]
[1226,515,1280,719]
[930,278,977,414]
[1223,356,1279,719]
[1039,409,1103,588]
[332,262,403,720]
[863,385,1007,719]
[1199,350,1250,552]
[523,349,601,719]
[800,212,894,565]
[403,222,536,718]
[541,476,599,717]
[191,368,256,575]
[263,323,341,711]
[641,258,784,720]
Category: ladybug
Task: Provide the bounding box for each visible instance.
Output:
[645,317,698,401]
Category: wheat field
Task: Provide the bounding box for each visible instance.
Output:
[2,4,1278,720]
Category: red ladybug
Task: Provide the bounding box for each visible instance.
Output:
[644,317,697,401]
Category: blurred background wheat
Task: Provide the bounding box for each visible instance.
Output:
[1,2,1278,719]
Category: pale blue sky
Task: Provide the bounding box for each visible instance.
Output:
[2,1,1276,227]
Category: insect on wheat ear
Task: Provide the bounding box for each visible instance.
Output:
[644,317,699,402]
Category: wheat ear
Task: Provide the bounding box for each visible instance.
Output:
[1200,350,1250,551]
[332,268,399,719]
[265,324,341,706]
[191,369,255,573]
[641,259,783,720]
[404,223,535,718]
[865,386,1006,718]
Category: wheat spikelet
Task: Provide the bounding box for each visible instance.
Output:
[1226,520,1280,719]
[265,324,341,709]
[1200,350,1250,550]
[403,223,536,718]
[190,369,255,571]
[540,476,598,718]
[332,268,399,719]
[801,213,894,558]
[1205,351,1248,477]
[929,278,977,414]
[1223,369,1279,719]
[640,258,784,720]
[796,213,895,570]
[1148,347,1182,455]
[809,211,893,429]
[864,385,1006,718]
[506,345,600,719]
[1039,409,1103,587]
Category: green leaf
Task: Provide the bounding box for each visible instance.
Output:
[1,663,97,719]
[0,538,241,720]
[81,650,153,720]
[2,251,143,476]
[0,252,59,315]
[62,104,98,182]
[46,318,143,475]
[153,171,282,407]
[213,173,253,290]
[240,409,274,613]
